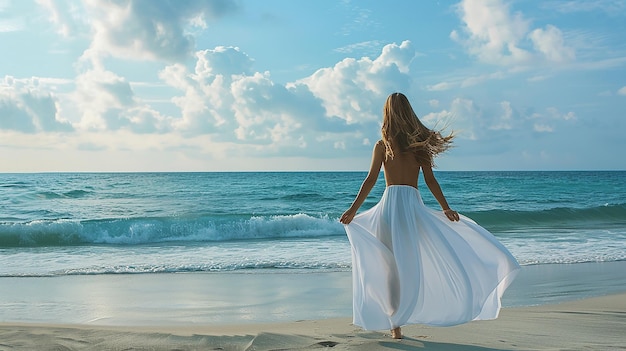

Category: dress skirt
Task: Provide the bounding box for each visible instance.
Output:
[344,185,520,330]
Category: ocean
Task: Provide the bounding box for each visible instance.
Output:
[1,171,625,277]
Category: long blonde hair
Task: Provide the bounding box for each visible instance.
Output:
[381,92,454,166]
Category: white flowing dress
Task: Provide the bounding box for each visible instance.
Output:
[344,185,520,330]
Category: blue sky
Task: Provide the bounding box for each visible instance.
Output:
[1,0,625,172]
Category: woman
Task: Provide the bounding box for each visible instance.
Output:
[340,92,520,339]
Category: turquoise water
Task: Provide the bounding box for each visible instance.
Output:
[1,171,625,276]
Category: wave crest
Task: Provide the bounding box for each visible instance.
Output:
[0,214,343,247]
[467,204,626,230]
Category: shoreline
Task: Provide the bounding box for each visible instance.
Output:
[1,292,625,350]
[2,261,626,326]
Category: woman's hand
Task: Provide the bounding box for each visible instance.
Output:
[443,209,460,222]
[340,208,357,224]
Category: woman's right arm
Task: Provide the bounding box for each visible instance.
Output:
[340,142,384,224]
[422,164,460,222]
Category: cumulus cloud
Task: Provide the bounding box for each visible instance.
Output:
[618,86,626,95]
[529,25,575,63]
[451,0,532,65]
[298,40,416,124]
[231,72,353,149]
[65,68,168,133]
[0,76,72,133]
[30,0,422,161]
[33,0,239,139]
[422,99,578,141]
[158,47,251,134]
[0,70,167,136]
[40,0,238,62]
[85,0,237,62]
[452,0,575,66]
[157,41,418,156]
[164,48,346,152]
[2,24,420,161]
[2,37,418,161]
[422,98,481,140]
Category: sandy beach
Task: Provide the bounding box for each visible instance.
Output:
[1,292,625,350]
[1,262,625,350]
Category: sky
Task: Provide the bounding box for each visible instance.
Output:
[0,0,625,172]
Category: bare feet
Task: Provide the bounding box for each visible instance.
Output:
[391,327,402,339]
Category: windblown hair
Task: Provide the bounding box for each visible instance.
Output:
[381,92,454,166]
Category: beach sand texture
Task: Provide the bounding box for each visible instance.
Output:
[1,292,624,350]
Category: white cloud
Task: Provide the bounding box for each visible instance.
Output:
[298,40,416,124]
[231,72,302,143]
[422,98,480,140]
[524,106,576,134]
[546,107,577,121]
[422,99,579,141]
[452,0,575,66]
[158,47,253,133]
[210,41,416,153]
[334,141,346,150]
[448,98,481,140]
[490,101,514,130]
[334,40,383,54]
[618,86,626,95]
[2,38,418,161]
[60,67,168,133]
[160,45,361,155]
[451,0,532,65]
[159,45,343,151]
[0,76,72,133]
[37,0,85,37]
[534,123,553,133]
[426,71,508,91]
[529,25,575,63]
[421,110,453,127]
[426,81,455,91]
[71,69,133,130]
[41,0,239,63]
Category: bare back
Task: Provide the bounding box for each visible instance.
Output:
[380,142,422,188]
